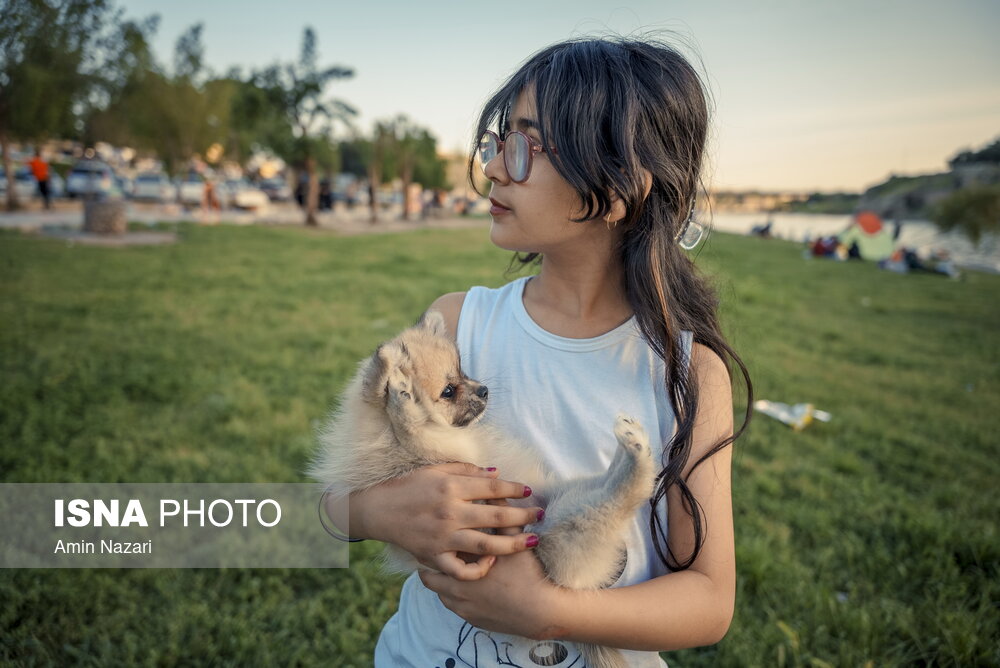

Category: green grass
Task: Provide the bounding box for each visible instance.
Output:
[1,223,998,666]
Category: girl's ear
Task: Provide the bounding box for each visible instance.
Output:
[639,167,653,199]
[608,193,628,225]
[608,168,653,225]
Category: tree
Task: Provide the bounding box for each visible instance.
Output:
[253,28,355,225]
[0,0,123,209]
[361,116,448,222]
[365,121,395,223]
[931,185,1000,246]
[392,117,448,220]
[948,137,1000,168]
[86,23,233,175]
[224,72,293,166]
[83,15,157,149]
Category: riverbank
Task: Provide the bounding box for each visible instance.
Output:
[710,211,1000,273]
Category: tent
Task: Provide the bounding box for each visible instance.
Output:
[837,211,895,261]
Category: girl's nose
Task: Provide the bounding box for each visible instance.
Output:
[483,146,510,184]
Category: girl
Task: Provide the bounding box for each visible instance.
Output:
[340,36,751,667]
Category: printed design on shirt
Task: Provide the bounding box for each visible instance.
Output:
[437,622,584,667]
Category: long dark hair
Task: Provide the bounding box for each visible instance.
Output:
[468,37,753,571]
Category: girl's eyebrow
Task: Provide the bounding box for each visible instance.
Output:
[514,117,541,131]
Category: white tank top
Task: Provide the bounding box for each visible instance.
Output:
[374,276,692,668]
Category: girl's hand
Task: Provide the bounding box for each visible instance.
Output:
[355,461,543,581]
[418,537,567,640]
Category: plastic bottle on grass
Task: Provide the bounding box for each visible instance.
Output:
[754,400,832,431]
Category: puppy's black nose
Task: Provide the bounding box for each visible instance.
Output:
[475,385,489,399]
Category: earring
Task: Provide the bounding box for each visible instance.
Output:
[605,213,618,230]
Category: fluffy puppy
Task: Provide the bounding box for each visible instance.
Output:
[310,311,655,668]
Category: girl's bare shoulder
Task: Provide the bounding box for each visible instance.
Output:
[425,292,467,341]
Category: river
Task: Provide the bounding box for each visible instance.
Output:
[708,212,1000,274]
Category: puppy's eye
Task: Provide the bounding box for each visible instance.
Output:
[440,384,456,399]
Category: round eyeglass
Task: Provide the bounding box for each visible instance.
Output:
[478,130,555,183]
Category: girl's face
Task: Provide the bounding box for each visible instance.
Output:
[484,89,608,255]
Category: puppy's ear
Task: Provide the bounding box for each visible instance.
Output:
[419,309,448,338]
[362,343,400,403]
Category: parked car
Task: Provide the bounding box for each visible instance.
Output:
[258,177,292,202]
[132,172,175,202]
[176,173,205,206]
[49,172,65,198]
[0,168,39,200]
[224,179,269,210]
[65,160,117,198]
[116,174,134,198]
[0,168,66,201]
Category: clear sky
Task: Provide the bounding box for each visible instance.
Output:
[125,0,1000,193]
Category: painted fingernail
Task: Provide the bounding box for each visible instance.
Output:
[526,535,539,548]
[523,486,532,498]
[485,467,497,472]
[536,509,545,522]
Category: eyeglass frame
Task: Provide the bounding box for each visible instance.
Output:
[478,130,557,184]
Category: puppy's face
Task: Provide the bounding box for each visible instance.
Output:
[362,311,488,429]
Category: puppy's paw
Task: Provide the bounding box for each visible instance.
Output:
[614,413,649,456]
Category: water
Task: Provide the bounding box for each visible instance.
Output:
[707,212,1000,274]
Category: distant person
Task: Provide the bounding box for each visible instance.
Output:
[295,179,306,208]
[812,236,837,257]
[751,220,772,238]
[319,179,333,210]
[203,178,220,211]
[345,182,358,209]
[28,149,51,209]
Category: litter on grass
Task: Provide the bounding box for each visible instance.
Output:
[754,400,832,431]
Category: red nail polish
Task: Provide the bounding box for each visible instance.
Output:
[536,509,545,522]
[485,467,497,472]
[526,535,539,548]
[523,486,532,498]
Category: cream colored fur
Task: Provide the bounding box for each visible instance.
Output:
[309,311,656,668]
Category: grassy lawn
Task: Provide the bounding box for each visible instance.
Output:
[1,222,997,666]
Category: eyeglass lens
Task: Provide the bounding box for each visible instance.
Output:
[505,133,530,182]
[479,132,531,182]
[479,133,498,169]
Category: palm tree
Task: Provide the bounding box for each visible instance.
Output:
[256,28,355,225]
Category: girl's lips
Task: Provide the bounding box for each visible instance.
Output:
[489,198,512,215]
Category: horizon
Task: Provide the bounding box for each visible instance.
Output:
[122,0,1000,193]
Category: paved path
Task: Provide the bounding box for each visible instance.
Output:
[0,201,490,237]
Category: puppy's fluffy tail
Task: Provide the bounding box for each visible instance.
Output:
[581,643,628,668]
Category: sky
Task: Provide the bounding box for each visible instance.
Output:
[124,0,1000,193]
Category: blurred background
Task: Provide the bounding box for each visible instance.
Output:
[1,0,998,265]
[1,1,998,666]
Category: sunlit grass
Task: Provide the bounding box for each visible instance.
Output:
[1,223,997,666]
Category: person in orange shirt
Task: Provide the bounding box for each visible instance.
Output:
[28,149,51,209]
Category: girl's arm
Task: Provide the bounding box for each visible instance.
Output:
[420,342,736,650]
